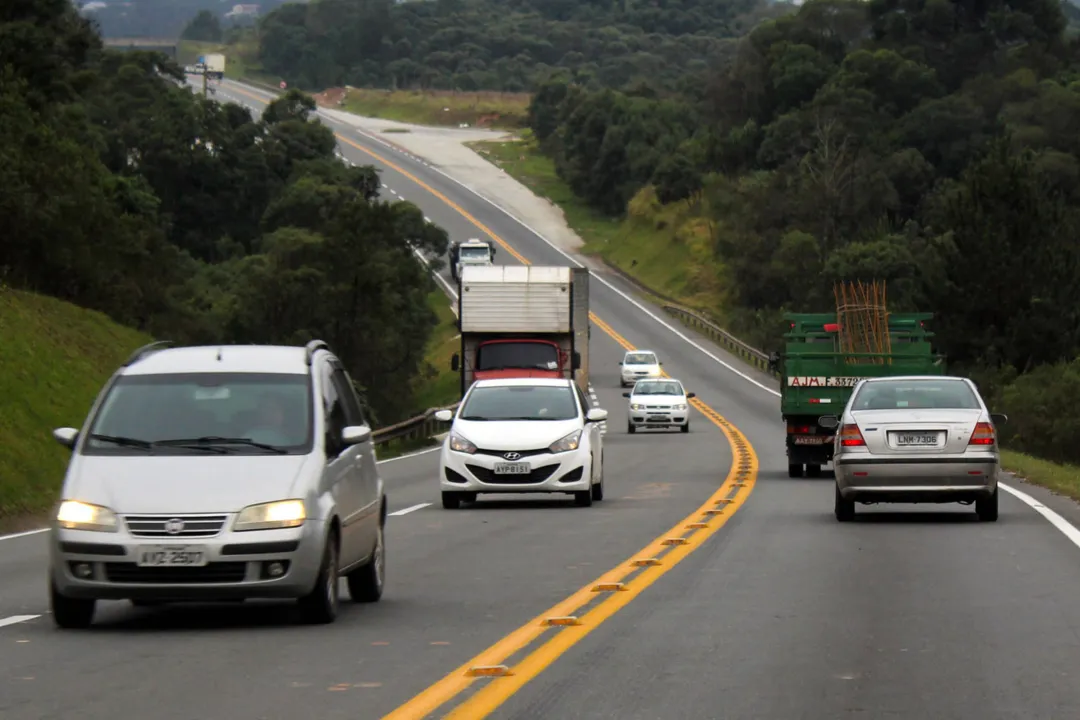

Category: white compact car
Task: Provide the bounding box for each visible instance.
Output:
[434,378,607,508]
[624,378,695,433]
[619,350,662,387]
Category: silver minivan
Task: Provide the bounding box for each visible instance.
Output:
[48,340,386,627]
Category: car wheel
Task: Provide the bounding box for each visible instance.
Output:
[50,579,95,629]
[591,458,604,502]
[441,491,462,509]
[788,463,804,478]
[627,421,636,434]
[298,530,339,624]
[976,487,999,522]
[834,484,855,522]
[574,488,593,507]
[347,518,385,603]
[680,421,689,434]
[806,463,822,477]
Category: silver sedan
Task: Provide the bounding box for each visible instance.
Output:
[820,376,1007,522]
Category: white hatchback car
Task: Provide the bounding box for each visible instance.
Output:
[435,378,607,508]
[619,350,662,387]
[624,378,695,433]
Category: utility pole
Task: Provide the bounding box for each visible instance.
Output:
[202,66,208,97]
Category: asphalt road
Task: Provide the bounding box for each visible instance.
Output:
[5,77,1080,719]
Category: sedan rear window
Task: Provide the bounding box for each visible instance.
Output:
[460,385,578,421]
[851,379,980,411]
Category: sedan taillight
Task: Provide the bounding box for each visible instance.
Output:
[839,424,865,447]
[968,422,996,446]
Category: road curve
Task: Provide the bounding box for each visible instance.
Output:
[3,78,1080,720]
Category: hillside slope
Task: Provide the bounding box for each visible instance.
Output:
[0,288,152,521]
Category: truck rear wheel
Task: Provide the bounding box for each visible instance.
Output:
[787,463,803,478]
[805,463,822,477]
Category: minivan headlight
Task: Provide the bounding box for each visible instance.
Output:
[56,500,118,532]
[234,500,306,531]
[549,429,583,454]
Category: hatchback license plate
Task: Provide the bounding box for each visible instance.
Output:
[493,462,530,475]
[895,433,938,446]
[136,545,208,567]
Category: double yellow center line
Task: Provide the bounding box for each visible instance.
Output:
[226,83,759,718]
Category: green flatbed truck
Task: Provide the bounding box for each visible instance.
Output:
[767,312,946,478]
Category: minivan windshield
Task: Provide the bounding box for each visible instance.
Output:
[625,353,657,365]
[460,385,578,421]
[851,379,980,411]
[634,381,683,396]
[83,372,313,455]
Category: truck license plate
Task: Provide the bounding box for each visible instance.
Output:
[895,433,937,446]
[494,462,531,475]
[793,436,827,445]
[136,546,208,567]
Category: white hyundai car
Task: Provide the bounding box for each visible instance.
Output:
[619,350,662,387]
[434,378,607,509]
[624,378,695,433]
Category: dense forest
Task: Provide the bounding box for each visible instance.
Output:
[255,0,792,91]
[529,0,1080,463]
[79,0,286,39]
[2,0,447,425]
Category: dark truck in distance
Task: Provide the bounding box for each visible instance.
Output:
[767,312,945,478]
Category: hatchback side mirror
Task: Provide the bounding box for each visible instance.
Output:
[586,408,608,423]
[434,409,454,422]
[53,427,79,449]
[342,425,372,445]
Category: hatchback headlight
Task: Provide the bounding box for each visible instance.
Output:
[549,429,583,454]
[234,500,306,531]
[674,404,688,411]
[56,500,118,532]
[449,433,477,454]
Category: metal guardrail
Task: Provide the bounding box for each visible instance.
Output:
[371,402,460,446]
[660,305,780,380]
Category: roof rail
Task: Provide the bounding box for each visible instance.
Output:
[305,339,330,366]
[123,340,174,367]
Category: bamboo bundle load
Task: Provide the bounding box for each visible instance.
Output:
[833,280,891,364]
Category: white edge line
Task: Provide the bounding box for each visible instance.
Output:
[388,503,431,517]
[0,528,48,542]
[999,482,1080,548]
[0,615,41,628]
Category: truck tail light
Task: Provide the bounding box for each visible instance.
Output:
[968,422,995,446]
[839,424,865,447]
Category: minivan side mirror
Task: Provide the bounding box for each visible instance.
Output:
[342,425,372,445]
[818,415,840,429]
[53,427,79,449]
[687,392,696,399]
[991,413,1008,426]
[434,409,454,422]
[450,354,460,372]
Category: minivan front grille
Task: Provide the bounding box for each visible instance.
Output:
[124,514,228,538]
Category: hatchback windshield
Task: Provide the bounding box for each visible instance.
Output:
[851,379,980,411]
[460,385,578,421]
[625,353,657,365]
[83,372,313,454]
[634,381,683,396]
[476,342,559,371]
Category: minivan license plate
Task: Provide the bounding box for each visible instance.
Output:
[494,462,530,475]
[136,546,208,567]
[895,433,937,446]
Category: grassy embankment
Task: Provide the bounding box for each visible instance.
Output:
[0,287,459,526]
[0,288,152,530]
[338,88,530,130]
[466,134,1080,502]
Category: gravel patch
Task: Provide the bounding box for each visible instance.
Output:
[318,107,585,254]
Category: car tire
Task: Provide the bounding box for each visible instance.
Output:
[627,422,636,434]
[347,518,385,603]
[788,462,804,478]
[680,422,689,434]
[441,491,462,509]
[50,579,96,629]
[591,458,604,502]
[806,463,822,477]
[834,484,855,522]
[298,530,339,624]
[574,488,593,507]
[976,487,999,522]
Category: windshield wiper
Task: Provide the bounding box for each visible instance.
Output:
[89,434,153,450]
[153,437,287,454]
[459,415,491,421]
[499,416,566,421]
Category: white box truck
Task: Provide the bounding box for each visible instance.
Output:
[203,53,225,80]
[450,265,590,396]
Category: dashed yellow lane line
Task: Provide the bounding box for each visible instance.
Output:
[226,82,759,719]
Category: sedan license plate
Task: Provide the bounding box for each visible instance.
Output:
[136,545,208,567]
[493,462,531,475]
[895,432,938,446]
